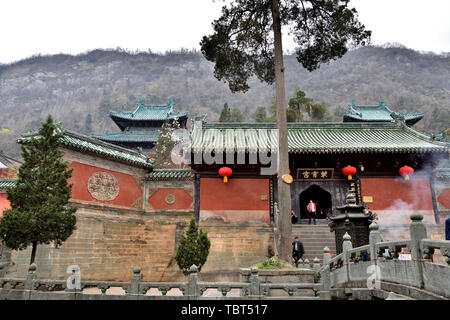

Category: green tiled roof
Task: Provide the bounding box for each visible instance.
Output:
[92,130,160,143]
[146,168,194,180]
[110,99,188,122]
[190,121,449,154]
[0,179,16,189]
[18,127,153,169]
[343,99,424,126]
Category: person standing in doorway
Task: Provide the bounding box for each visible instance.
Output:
[291,209,298,224]
[292,236,304,268]
[307,200,317,225]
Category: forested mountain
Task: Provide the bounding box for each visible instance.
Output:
[0,45,449,157]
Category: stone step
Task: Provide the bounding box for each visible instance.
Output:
[291,225,336,263]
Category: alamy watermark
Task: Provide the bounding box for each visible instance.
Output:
[169,121,279,175]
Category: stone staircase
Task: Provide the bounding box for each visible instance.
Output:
[291,224,336,263]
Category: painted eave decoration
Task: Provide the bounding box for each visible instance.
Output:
[0,179,17,189]
[146,168,194,181]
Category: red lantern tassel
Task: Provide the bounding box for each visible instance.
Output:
[224,176,228,183]
[348,175,352,180]
[405,175,410,181]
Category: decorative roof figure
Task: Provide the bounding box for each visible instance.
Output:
[343,99,424,127]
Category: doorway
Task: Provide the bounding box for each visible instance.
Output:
[299,185,332,219]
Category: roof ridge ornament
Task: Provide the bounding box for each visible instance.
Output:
[378,98,386,107]
[348,100,361,116]
[390,111,406,127]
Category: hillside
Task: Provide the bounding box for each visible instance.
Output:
[0,45,449,157]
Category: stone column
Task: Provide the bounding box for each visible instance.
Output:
[249,266,260,297]
[369,222,383,263]
[321,247,332,300]
[409,212,427,289]
[130,266,141,297]
[342,232,353,284]
[187,265,199,298]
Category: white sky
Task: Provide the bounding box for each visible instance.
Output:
[0,0,449,64]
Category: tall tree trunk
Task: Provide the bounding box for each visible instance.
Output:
[30,241,37,264]
[271,0,292,262]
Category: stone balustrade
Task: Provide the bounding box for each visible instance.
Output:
[320,213,450,300]
[1,212,449,300]
[0,264,321,300]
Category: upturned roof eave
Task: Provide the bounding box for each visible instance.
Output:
[18,128,153,170]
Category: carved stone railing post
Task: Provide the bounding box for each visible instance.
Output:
[21,263,37,300]
[24,263,37,291]
[249,266,260,297]
[410,213,427,260]
[323,247,331,266]
[130,266,141,295]
[369,222,382,264]
[187,265,199,297]
[313,257,321,272]
[304,258,310,269]
[409,213,427,288]
[342,233,353,283]
[321,247,331,300]
[313,257,320,283]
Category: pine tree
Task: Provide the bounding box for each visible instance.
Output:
[230,108,244,122]
[201,0,370,261]
[219,103,231,122]
[153,118,180,168]
[0,115,77,264]
[175,216,211,275]
[254,107,268,122]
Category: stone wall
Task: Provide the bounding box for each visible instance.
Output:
[7,203,192,282]
[3,147,276,283]
[6,203,274,282]
[199,223,274,281]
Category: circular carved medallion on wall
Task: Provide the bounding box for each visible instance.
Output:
[87,172,120,201]
[165,194,176,205]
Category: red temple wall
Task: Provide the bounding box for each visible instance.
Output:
[148,188,193,210]
[0,194,10,218]
[361,177,435,225]
[68,161,142,208]
[437,188,450,210]
[199,178,270,224]
[361,178,433,210]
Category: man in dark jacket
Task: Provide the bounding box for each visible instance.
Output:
[292,237,305,268]
[446,217,450,241]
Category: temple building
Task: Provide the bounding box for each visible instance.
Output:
[0,99,448,283]
[189,111,449,231]
[343,99,424,127]
[92,98,188,154]
[0,153,20,219]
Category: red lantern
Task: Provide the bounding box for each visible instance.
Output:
[219,167,233,183]
[342,165,357,180]
[399,165,414,181]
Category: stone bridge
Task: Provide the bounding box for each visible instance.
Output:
[0,213,448,300]
[319,213,450,300]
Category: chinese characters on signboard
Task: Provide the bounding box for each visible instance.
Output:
[350,181,362,204]
[297,168,334,180]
